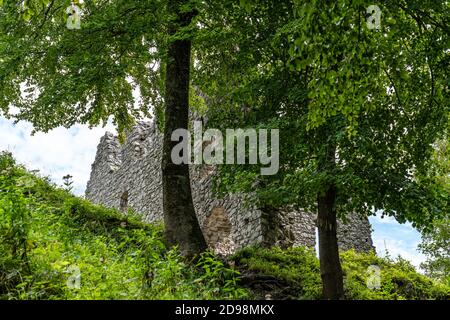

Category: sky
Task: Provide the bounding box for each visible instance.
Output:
[0,116,426,269]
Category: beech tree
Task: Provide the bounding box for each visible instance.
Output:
[193,0,449,298]
[162,0,207,257]
[0,0,206,257]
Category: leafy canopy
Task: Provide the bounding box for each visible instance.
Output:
[193,0,449,229]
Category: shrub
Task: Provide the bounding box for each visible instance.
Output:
[232,246,322,299]
[233,246,450,300]
[341,250,450,300]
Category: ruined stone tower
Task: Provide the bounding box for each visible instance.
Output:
[86,121,374,255]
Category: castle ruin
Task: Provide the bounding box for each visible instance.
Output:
[85,121,374,255]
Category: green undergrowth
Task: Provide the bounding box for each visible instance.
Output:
[0,152,248,300]
[233,246,450,300]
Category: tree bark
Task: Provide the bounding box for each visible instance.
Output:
[317,142,344,299]
[162,0,207,259]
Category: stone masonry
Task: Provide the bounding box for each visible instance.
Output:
[85,121,374,255]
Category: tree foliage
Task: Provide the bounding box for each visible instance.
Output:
[194,0,449,229]
[1,0,165,136]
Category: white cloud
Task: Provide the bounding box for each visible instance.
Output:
[0,117,115,195]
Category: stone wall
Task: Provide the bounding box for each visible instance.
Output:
[85,122,374,254]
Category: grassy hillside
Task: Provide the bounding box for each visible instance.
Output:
[0,152,448,300]
[233,247,449,300]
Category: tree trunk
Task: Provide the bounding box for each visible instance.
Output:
[317,142,344,299]
[161,0,207,259]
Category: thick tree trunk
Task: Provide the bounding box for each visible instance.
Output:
[317,142,344,299]
[162,0,207,259]
[317,184,344,299]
